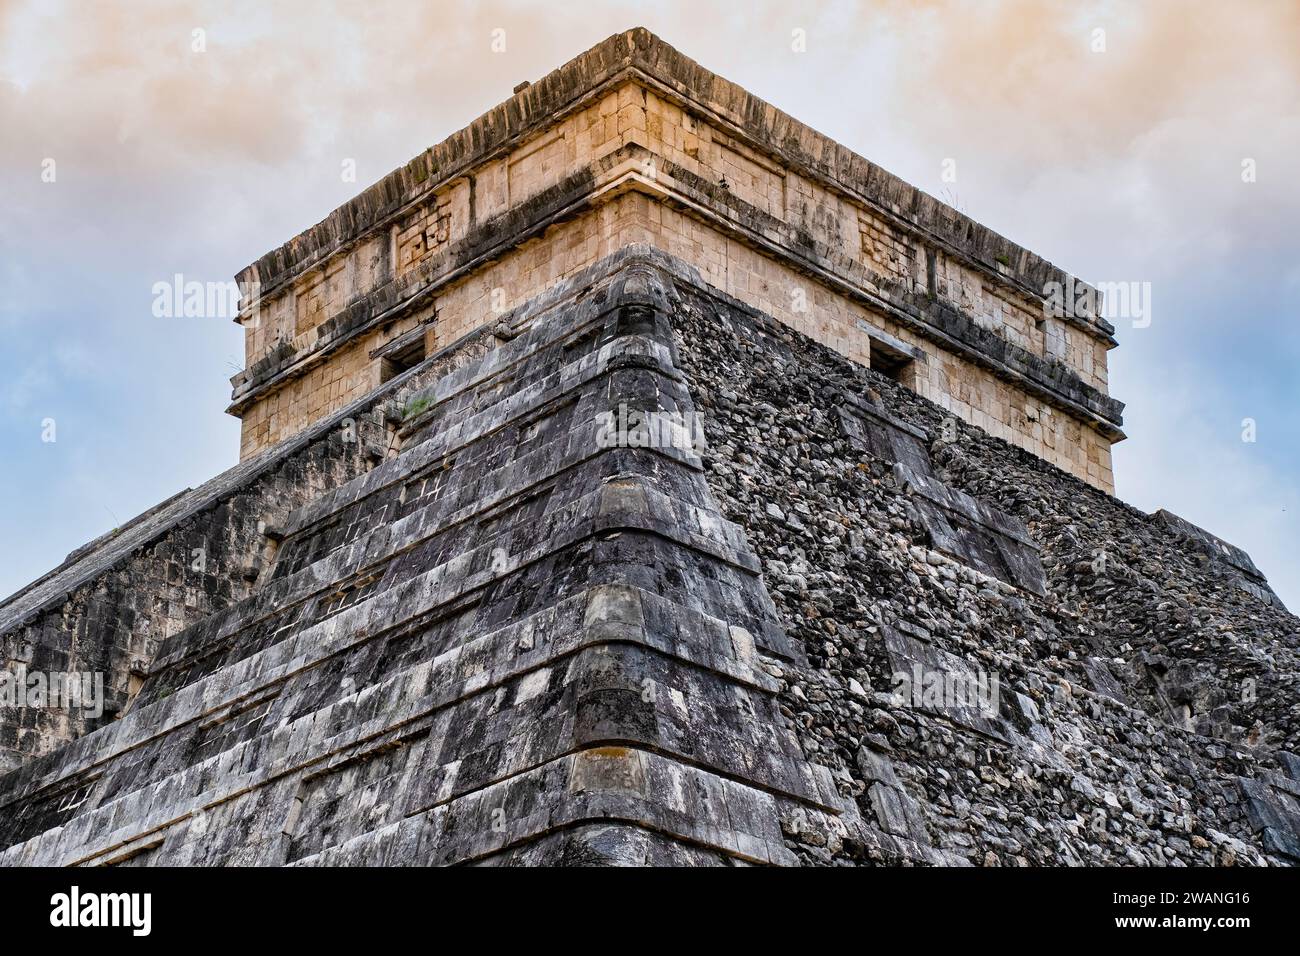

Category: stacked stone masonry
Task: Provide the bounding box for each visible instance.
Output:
[0,424,384,775]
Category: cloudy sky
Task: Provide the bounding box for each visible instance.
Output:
[2,0,1297,607]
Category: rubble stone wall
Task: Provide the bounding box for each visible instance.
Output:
[673,265,1298,865]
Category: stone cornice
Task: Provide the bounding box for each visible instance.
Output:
[228,146,1125,436]
[233,28,1112,344]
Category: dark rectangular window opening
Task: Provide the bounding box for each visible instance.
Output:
[379,336,427,384]
[870,339,915,388]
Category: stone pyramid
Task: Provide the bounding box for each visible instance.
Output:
[3,248,1297,866]
[2,28,1297,866]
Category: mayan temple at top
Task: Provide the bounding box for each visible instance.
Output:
[229,28,1123,491]
[1,29,1297,869]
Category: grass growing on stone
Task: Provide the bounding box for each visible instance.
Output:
[403,395,433,419]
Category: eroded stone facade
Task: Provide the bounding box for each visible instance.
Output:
[229,29,1122,491]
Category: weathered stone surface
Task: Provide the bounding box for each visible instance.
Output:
[672,258,1297,865]
[0,250,846,866]
[0,403,385,773]
[891,463,1048,597]
[1154,509,1286,610]
[2,247,1293,867]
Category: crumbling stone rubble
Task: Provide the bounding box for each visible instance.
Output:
[675,272,1299,865]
